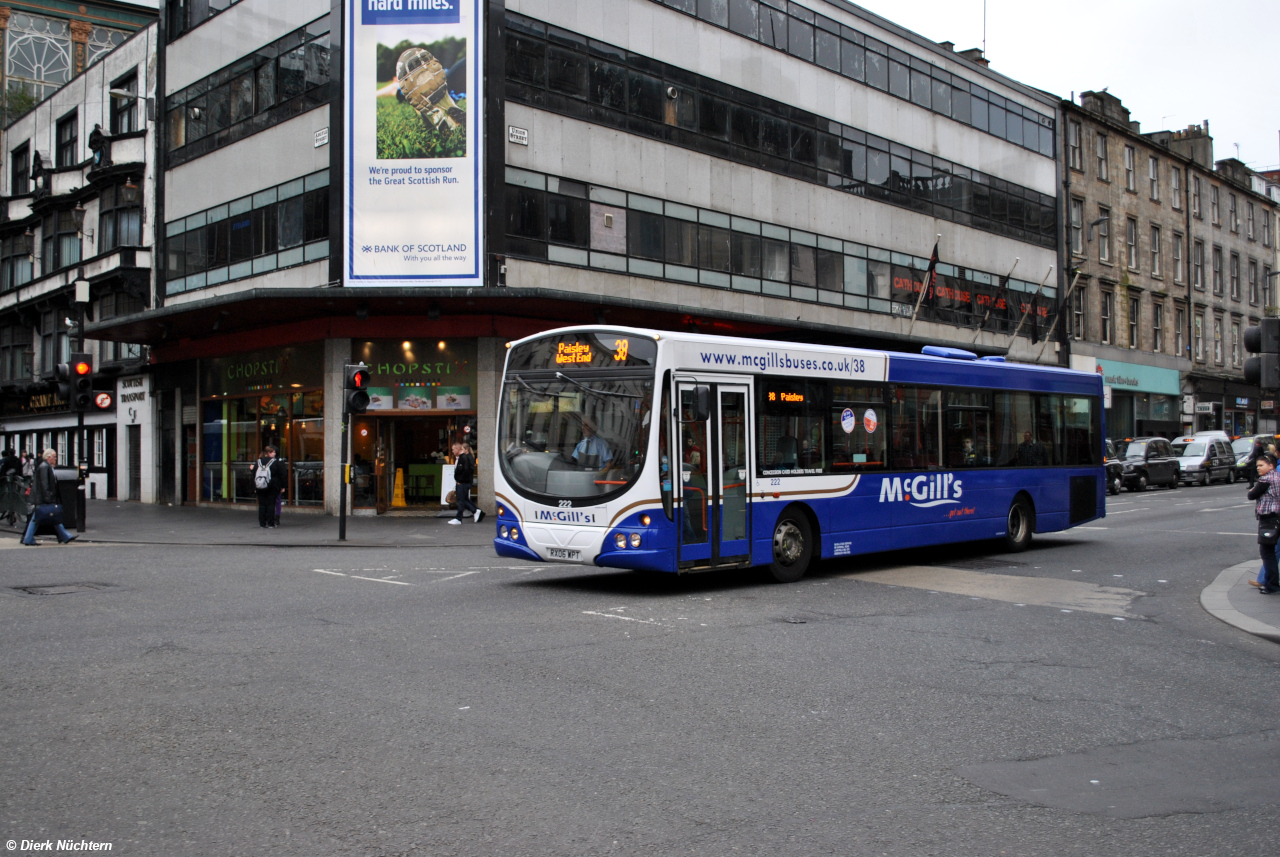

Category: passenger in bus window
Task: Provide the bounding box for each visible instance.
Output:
[1016,431,1049,466]
[961,437,978,467]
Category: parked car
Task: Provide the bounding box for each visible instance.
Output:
[1231,435,1277,485]
[1114,437,1180,491]
[1104,440,1123,495]
[1191,430,1232,443]
[1172,437,1237,485]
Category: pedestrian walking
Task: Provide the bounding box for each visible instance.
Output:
[253,445,286,529]
[1247,452,1280,594]
[21,450,35,479]
[447,442,484,526]
[22,449,77,545]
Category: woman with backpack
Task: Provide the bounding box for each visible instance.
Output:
[448,442,484,525]
[254,445,286,529]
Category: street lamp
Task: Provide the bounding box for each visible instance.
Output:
[1086,215,1109,242]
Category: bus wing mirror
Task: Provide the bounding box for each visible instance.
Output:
[693,385,711,422]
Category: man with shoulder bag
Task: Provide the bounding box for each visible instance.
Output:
[1247,452,1280,594]
[22,449,77,546]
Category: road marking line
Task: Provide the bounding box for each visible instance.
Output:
[1198,503,1253,512]
[435,571,478,583]
[312,569,346,576]
[845,566,1143,615]
[350,575,414,586]
[1106,508,1149,514]
[1076,526,1108,529]
[1215,532,1255,536]
[582,610,658,624]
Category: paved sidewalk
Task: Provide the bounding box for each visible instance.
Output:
[0,500,495,548]
[1201,561,1280,643]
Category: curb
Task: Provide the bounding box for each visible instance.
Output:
[1201,561,1280,643]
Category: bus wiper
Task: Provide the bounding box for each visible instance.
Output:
[513,374,575,398]
[555,372,642,399]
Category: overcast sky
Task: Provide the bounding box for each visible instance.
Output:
[848,0,1280,172]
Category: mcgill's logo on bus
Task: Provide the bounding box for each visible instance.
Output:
[878,474,964,508]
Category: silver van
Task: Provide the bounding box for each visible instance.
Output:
[1172,437,1237,485]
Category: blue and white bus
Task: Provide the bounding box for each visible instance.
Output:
[493,326,1104,582]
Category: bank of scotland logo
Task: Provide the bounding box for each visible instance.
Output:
[878,474,963,507]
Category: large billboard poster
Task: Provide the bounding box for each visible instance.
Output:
[346,1,483,287]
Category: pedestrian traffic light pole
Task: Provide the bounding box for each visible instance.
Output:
[339,364,371,541]
[74,279,89,533]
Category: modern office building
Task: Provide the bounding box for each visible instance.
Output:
[85,0,1065,516]
[0,20,157,500]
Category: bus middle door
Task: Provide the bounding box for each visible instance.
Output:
[676,381,752,569]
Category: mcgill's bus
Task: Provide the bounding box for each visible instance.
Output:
[493,326,1104,582]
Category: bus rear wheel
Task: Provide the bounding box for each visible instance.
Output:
[769,510,813,583]
[1003,498,1033,553]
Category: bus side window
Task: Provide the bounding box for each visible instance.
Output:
[944,390,993,468]
[991,391,1035,466]
[659,379,673,520]
[891,386,943,470]
[1060,396,1098,465]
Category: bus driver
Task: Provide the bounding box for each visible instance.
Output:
[573,420,613,468]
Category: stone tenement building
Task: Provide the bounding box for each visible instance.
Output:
[1061,91,1279,438]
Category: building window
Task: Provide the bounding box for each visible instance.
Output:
[1097,205,1110,262]
[1192,176,1202,217]
[1068,120,1082,170]
[1249,259,1259,304]
[93,429,106,468]
[1126,217,1139,269]
[1171,167,1181,210]
[1071,288,1085,340]
[99,182,143,251]
[1128,295,1140,348]
[1265,211,1273,248]
[1070,198,1083,256]
[1101,291,1113,344]
[1150,224,1161,276]
[0,234,34,293]
[1231,321,1241,367]
[1213,316,1223,364]
[39,311,67,374]
[10,143,30,196]
[1247,202,1255,241]
[1210,185,1220,224]
[55,111,77,168]
[1124,145,1136,191]
[1266,266,1275,307]
[1153,303,1164,352]
[1096,133,1109,181]
[1229,194,1238,233]
[1148,156,1159,200]
[41,210,81,272]
[1192,239,1204,289]
[5,13,73,103]
[1194,313,1204,360]
[1176,307,1185,357]
[1212,246,1223,295]
[1229,252,1240,301]
[109,71,138,135]
[1172,232,1183,283]
[0,323,33,383]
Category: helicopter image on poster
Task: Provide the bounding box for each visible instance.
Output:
[393,47,466,132]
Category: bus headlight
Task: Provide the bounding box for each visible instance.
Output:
[639,514,651,526]
[615,533,627,549]
[500,525,509,538]
[510,527,519,541]
[629,533,642,548]
[498,507,505,517]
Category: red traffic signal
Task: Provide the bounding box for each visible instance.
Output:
[68,352,93,411]
[74,360,91,376]
[344,364,371,414]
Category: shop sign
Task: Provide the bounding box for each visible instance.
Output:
[27,391,67,414]
[1236,397,1250,408]
[201,343,324,397]
[1263,400,1275,410]
[1182,395,1196,416]
[344,0,484,288]
[352,339,478,412]
[1195,403,1216,414]
[1093,358,1181,396]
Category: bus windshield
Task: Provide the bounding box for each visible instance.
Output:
[499,374,654,503]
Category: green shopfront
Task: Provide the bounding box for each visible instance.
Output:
[201,344,326,506]
[1095,358,1182,439]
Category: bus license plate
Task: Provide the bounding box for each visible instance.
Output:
[547,548,581,561]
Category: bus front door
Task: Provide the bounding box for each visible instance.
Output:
[677,382,752,568]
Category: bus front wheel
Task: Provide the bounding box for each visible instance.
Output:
[769,510,813,583]
[1003,498,1034,553]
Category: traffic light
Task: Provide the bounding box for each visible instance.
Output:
[69,352,93,410]
[344,363,371,414]
[54,361,72,403]
[1244,319,1280,389]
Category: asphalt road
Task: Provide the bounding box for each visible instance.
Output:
[2,481,1278,856]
